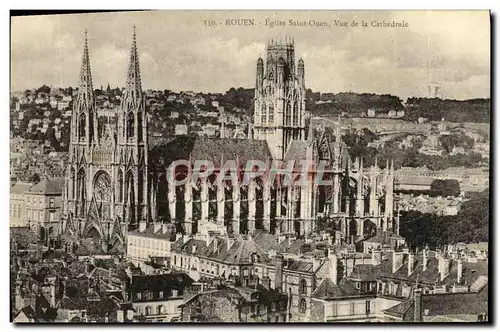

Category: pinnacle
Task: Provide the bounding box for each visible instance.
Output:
[78,29,94,103]
[125,25,142,99]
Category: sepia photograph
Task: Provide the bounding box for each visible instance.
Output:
[9,10,490,323]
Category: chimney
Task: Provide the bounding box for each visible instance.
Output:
[183,235,191,244]
[176,233,183,242]
[422,249,428,271]
[413,289,423,322]
[139,221,147,232]
[334,231,341,245]
[117,309,124,322]
[392,250,404,273]
[162,223,169,234]
[206,233,212,246]
[127,309,134,321]
[213,238,218,252]
[457,259,463,284]
[275,255,284,292]
[440,257,450,282]
[372,248,382,265]
[154,222,161,233]
[328,248,338,285]
[278,235,286,244]
[262,276,271,289]
[408,253,415,276]
[312,258,320,272]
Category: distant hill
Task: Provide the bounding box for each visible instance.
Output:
[405,97,490,123]
[221,88,490,124]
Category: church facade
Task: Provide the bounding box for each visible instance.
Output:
[60,35,399,254]
[61,29,149,252]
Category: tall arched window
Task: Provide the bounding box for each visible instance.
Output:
[117,170,124,203]
[127,112,135,139]
[293,102,299,126]
[299,298,307,313]
[285,103,292,126]
[261,103,267,125]
[78,113,86,140]
[137,112,143,142]
[70,167,76,199]
[300,279,307,295]
[268,104,274,124]
[77,168,86,217]
[126,172,135,204]
[93,171,112,220]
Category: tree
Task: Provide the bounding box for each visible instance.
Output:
[29,173,41,184]
[36,85,51,95]
[429,179,461,197]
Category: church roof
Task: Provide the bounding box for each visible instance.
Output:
[284,140,310,162]
[149,136,272,169]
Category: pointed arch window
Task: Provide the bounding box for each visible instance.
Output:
[78,113,86,141]
[137,112,143,142]
[268,104,274,124]
[285,103,292,126]
[261,103,267,125]
[293,102,299,126]
[117,170,124,203]
[77,168,86,217]
[126,172,135,204]
[127,112,135,139]
[70,167,76,199]
[299,298,307,314]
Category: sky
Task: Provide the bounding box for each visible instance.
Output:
[11,10,490,100]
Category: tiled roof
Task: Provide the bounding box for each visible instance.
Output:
[312,277,361,300]
[127,272,194,293]
[128,224,176,240]
[349,257,393,282]
[396,176,434,187]
[149,136,272,169]
[26,177,65,195]
[421,285,488,317]
[378,254,489,287]
[10,181,33,194]
[202,236,270,265]
[383,299,414,317]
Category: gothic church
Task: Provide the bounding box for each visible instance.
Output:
[61,34,399,254]
[61,29,148,252]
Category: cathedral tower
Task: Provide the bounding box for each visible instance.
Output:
[117,26,149,229]
[253,37,307,160]
[63,28,149,252]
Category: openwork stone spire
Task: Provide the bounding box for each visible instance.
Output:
[124,25,142,103]
[78,30,94,105]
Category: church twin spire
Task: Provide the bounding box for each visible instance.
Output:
[76,27,142,108]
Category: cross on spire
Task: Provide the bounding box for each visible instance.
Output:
[78,29,94,101]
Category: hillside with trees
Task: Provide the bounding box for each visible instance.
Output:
[399,189,489,249]
[405,97,490,123]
